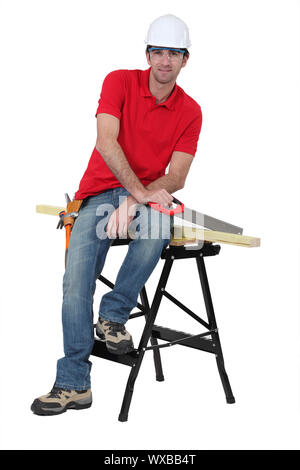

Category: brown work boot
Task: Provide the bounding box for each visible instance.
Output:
[31,385,92,416]
[96,318,134,355]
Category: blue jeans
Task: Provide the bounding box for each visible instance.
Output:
[55,187,173,390]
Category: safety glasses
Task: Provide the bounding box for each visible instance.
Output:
[148,47,185,62]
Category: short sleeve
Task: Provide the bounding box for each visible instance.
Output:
[174,108,202,156]
[95,70,126,119]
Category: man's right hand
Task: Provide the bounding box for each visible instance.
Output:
[137,188,173,207]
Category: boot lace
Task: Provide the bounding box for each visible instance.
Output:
[48,385,71,398]
[107,321,126,336]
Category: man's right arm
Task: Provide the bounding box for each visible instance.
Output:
[96,113,173,207]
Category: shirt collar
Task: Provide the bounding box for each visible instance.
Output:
[140,67,178,111]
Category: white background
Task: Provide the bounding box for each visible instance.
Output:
[0,0,300,450]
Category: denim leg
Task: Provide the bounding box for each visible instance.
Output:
[55,191,116,390]
[99,206,173,324]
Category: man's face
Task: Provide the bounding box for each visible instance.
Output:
[146,47,189,84]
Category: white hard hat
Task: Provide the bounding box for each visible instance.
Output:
[145,14,191,49]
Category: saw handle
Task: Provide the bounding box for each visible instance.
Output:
[148,197,184,216]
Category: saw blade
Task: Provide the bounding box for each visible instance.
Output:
[175,206,243,235]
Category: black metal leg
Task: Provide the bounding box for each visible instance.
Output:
[118,257,174,422]
[139,286,164,382]
[118,351,145,422]
[215,353,235,404]
[196,255,235,404]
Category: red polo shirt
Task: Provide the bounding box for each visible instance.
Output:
[75,67,202,200]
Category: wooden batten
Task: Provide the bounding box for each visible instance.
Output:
[171,225,260,248]
[36,205,260,248]
[36,205,66,216]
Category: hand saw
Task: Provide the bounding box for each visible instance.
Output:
[149,197,243,235]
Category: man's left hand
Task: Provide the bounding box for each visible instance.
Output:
[106,195,137,239]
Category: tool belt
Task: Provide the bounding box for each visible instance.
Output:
[57,199,83,231]
[55,197,84,265]
[63,199,83,228]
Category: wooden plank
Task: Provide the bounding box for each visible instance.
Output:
[36,204,66,216]
[36,205,260,248]
[171,225,260,248]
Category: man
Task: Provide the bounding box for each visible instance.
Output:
[31,14,202,416]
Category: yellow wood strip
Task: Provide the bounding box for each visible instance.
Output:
[36,205,260,248]
[171,225,260,248]
[36,204,66,216]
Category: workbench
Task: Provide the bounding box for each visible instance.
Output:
[36,204,260,421]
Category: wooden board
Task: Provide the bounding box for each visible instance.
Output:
[36,205,260,248]
[36,204,66,216]
[171,225,260,248]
